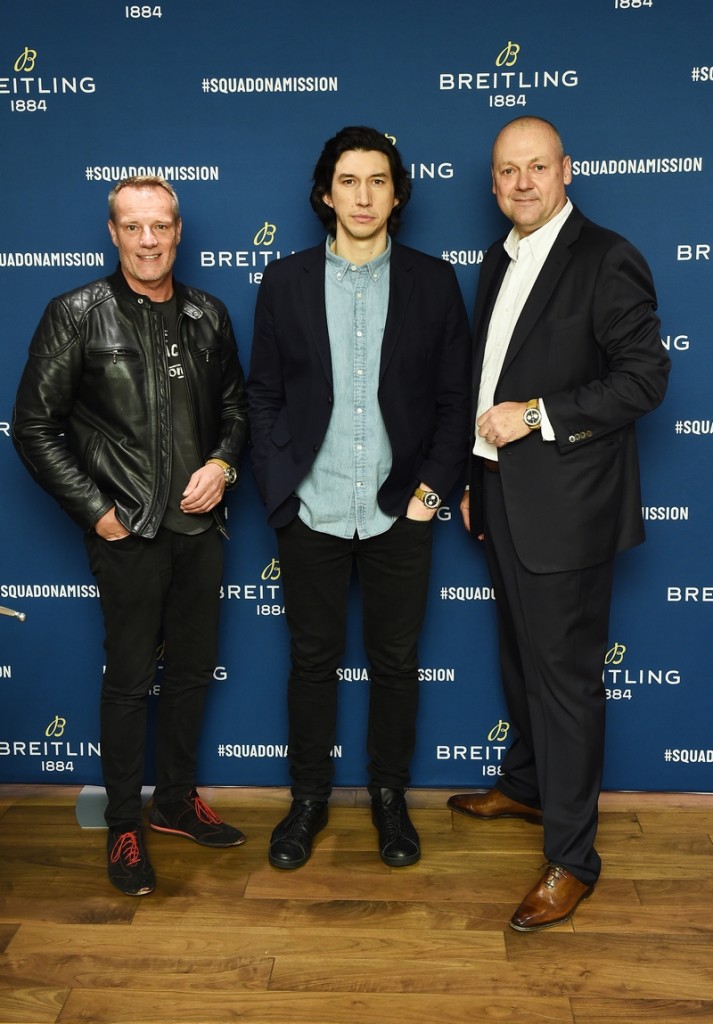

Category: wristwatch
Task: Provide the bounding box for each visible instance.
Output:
[413,487,442,510]
[207,459,238,487]
[523,399,542,430]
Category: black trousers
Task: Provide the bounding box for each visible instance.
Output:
[84,527,223,828]
[482,470,614,887]
[276,515,433,801]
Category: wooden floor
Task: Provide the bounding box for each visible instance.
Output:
[1,786,712,1023]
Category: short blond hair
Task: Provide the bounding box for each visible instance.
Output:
[108,175,180,222]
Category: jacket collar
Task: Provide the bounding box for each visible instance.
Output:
[108,265,201,318]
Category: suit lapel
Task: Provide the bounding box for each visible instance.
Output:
[380,243,415,381]
[500,207,584,375]
[298,245,333,385]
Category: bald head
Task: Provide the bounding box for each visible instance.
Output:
[492,117,565,164]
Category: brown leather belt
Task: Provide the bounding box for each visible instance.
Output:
[482,458,500,473]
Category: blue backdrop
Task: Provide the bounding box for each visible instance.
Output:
[1,0,711,792]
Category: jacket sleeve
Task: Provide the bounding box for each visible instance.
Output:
[246,269,285,502]
[412,264,473,499]
[12,297,114,529]
[205,305,249,473]
[544,238,670,445]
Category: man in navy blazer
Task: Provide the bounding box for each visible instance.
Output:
[249,126,471,870]
[448,116,670,931]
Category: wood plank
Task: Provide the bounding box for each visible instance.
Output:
[135,896,514,931]
[572,999,713,1023]
[0,987,68,1024]
[59,990,575,1024]
[268,948,713,1000]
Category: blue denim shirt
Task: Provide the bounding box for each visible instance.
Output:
[297,237,395,539]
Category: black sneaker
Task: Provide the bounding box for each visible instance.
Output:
[371,788,421,867]
[107,827,155,896]
[149,789,246,848]
[268,799,328,869]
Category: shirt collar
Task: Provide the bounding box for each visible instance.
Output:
[504,197,573,263]
[325,235,391,281]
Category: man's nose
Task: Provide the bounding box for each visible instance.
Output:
[515,170,533,190]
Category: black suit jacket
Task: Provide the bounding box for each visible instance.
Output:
[469,206,670,573]
[248,241,471,528]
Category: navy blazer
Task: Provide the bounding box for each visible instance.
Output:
[248,241,472,528]
[468,206,671,573]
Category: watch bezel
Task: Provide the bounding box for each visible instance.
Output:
[414,486,441,509]
[523,401,542,429]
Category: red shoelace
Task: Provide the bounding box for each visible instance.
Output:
[110,831,142,866]
[192,794,224,824]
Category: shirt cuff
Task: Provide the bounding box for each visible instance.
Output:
[539,398,555,441]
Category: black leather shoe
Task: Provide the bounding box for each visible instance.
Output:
[371,788,420,867]
[268,799,328,870]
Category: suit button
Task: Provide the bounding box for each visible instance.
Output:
[569,435,576,443]
[586,430,592,438]
[313,445,319,453]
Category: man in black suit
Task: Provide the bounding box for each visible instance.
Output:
[248,125,470,870]
[448,116,670,930]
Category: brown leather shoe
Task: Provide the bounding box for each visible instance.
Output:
[509,864,593,932]
[447,788,542,824]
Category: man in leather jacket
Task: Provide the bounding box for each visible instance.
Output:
[13,175,249,896]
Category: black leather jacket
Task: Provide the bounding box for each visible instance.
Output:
[13,268,248,538]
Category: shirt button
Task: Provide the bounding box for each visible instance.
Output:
[350,264,358,271]
[356,368,364,375]
[356,444,363,451]
[356,481,363,488]
[356,331,363,337]
[356,407,363,414]
[356,292,363,299]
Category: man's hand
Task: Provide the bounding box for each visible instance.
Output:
[460,488,484,541]
[459,489,471,532]
[477,401,530,447]
[180,463,226,515]
[94,507,131,541]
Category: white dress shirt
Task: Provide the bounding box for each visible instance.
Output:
[473,198,573,460]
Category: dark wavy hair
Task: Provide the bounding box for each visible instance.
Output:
[310,126,412,236]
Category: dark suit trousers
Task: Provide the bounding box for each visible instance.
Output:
[276,515,433,800]
[482,470,613,886]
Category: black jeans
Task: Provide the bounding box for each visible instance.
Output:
[276,515,433,800]
[84,527,223,827]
